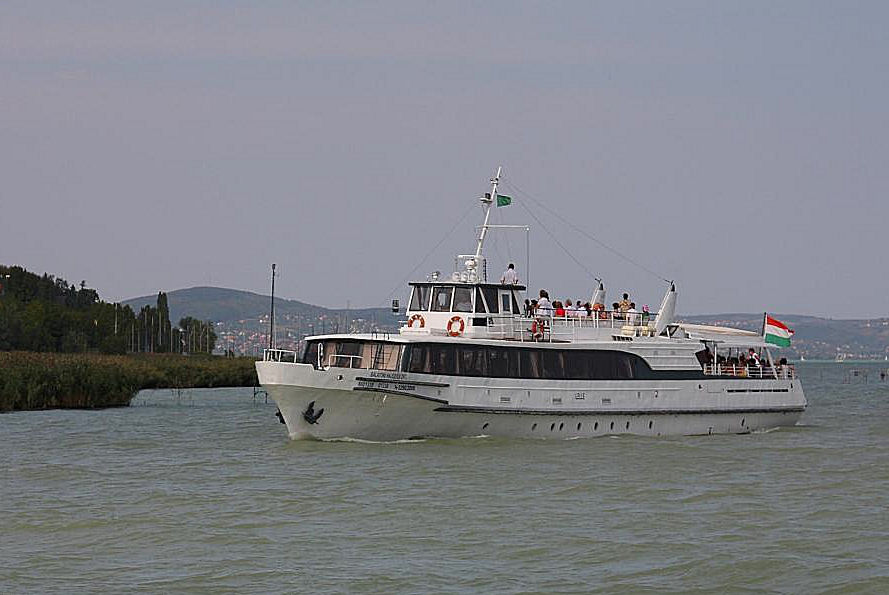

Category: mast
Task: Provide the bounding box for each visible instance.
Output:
[473,166,502,263]
[268,263,276,349]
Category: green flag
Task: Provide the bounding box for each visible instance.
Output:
[496,194,512,207]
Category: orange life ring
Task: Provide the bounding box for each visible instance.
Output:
[530,319,545,340]
[447,316,465,337]
[408,314,425,328]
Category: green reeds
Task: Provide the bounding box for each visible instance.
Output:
[0,352,258,412]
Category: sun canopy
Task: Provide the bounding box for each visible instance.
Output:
[678,323,772,348]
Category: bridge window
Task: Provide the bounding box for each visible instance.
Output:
[410,285,431,311]
[501,293,512,313]
[431,286,453,312]
[475,288,487,313]
[453,286,473,313]
[482,287,499,313]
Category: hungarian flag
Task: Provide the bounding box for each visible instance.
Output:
[496,194,512,207]
[763,315,794,347]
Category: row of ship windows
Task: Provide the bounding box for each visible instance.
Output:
[478,418,750,433]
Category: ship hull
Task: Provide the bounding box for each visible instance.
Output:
[259,362,806,441]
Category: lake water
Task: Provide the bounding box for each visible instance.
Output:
[2,362,888,593]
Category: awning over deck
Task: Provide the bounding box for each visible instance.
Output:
[678,323,772,348]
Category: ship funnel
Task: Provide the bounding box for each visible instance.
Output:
[590,279,606,308]
[654,282,677,335]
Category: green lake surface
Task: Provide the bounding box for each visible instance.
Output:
[2,362,888,593]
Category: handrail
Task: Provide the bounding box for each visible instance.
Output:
[326,354,364,369]
[264,348,298,362]
[703,363,796,379]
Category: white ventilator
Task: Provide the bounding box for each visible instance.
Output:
[654,283,677,335]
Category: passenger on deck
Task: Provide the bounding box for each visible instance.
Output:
[748,348,761,367]
[523,299,532,317]
[592,302,605,319]
[641,304,650,325]
[627,303,638,325]
[554,301,565,317]
[619,293,631,313]
[500,263,518,285]
[530,299,538,316]
[612,302,623,320]
[536,290,553,317]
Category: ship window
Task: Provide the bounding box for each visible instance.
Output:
[542,350,566,380]
[431,344,456,374]
[458,345,488,376]
[369,343,402,371]
[512,292,521,314]
[302,340,320,367]
[405,344,646,380]
[501,293,512,313]
[475,288,487,313]
[453,287,473,313]
[520,349,543,379]
[409,285,431,311]
[482,287,499,313]
[563,350,593,379]
[431,286,453,312]
[488,346,519,377]
[321,340,363,368]
[406,344,433,374]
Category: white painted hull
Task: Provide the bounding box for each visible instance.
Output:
[258,362,806,441]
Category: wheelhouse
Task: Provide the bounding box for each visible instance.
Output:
[407,282,526,316]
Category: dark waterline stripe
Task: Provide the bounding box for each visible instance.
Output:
[433,405,806,416]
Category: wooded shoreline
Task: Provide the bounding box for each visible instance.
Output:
[0,352,258,412]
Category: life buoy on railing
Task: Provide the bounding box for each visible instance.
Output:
[447,316,465,337]
[530,318,545,341]
[408,314,425,328]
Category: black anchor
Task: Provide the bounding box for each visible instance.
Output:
[303,401,325,424]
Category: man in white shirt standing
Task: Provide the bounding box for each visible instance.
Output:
[626,302,639,325]
[500,263,518,285]
[536,289,553,317]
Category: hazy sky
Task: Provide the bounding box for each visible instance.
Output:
[2,2,887,318]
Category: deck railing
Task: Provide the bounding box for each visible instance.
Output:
[264,348,298,362]
[703,363,796,379]
[484,311,654,342]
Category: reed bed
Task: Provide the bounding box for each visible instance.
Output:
[0,352,258,412]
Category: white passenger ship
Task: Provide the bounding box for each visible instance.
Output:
[256,168,805,441]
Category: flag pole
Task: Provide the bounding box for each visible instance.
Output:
[762,312,767,337]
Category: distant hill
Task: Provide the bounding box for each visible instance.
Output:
[123,287,889,359]
[123,286,399,327]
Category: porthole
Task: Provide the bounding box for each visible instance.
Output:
[550,423,555,431]
[576,422,582,431]
[648,420,653,430]
[625,421,630,430]
[741,418,745,427]
[610,421,614,430]
[482,422,489,430]
[532,423,538,431]
[559,422,564,431]
[594,422,599,430]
